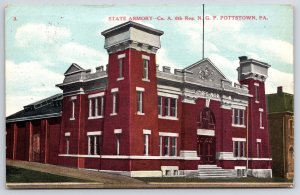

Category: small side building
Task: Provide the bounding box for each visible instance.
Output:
[267,86,294,179]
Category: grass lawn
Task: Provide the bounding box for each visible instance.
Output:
[6,166,90,183]
[136,176,293,183]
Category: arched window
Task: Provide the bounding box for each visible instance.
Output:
[198,108,215,130]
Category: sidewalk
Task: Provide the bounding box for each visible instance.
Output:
[6,159,144,185]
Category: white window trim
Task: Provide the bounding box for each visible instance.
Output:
[144,134,150,156]
[259,110,264,129]
[117,77,124,81]
[254,83,259,86]
[159,132,179,137]
[142,55,150,60]
[143,129,151,135]
[137,89,144,115]
[256,139,261,142]
[111,88,119,93]
[143,58,149,81]
[114,129,122,134]
[157,92,178,99]
[70,100,75,120]
[136,87,145,92]
[232,108,245,127]
[88,92,105,99]
[118,53,126,59]
[65,132,71,136]
[70,96,77,100]
[111,92,118,115]
[164,137,170,156]
[232,137,246,142]
[88,95,105,119]
[87,131,102,136]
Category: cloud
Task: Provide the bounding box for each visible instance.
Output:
[15,23,71,47]
[156,48,180,72]
[57,42,108,70]
[6,60,64,116]
[258,39,293,65]
[266,68,294,94]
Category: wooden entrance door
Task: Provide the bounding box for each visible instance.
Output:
[32,133,40,162]
[198,136,216,164]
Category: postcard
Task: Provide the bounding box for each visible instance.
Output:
[5,4,294,188]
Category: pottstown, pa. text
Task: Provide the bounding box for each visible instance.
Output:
[108,15,268,21]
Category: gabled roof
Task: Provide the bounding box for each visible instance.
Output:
[183,58,229,84]
[6,93,63,123]
[64,63,85,76]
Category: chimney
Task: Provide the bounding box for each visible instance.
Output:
[239,56,248,62]
[277,86,283,93]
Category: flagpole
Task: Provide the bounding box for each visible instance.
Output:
[202,4,205,59]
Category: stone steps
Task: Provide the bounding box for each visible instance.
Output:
[197,164,237,179]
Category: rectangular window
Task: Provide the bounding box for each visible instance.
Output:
[143,59,149,80]
[164,98,169,116]
[164,137,170,156]
[89,96,104,118]
[88,135,100,155]
[170,98,177,117]
[65,136,70,154]
[159,136,162,156]
[259,111,263,128]
[144,134,149,155]
[137,91,143,113]
[119,58,124,79]
[233,141,246,157]
[158,96,162,116]
[256,142,261,158]
[112,93,119,114]
[116,134,120,155]
[232,109,245,126]
[171,137,177,156]
[255,85,259,102]
[70,100,75,120]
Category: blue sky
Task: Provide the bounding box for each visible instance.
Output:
[5,5,293,116]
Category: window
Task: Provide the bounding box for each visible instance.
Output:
[159,96,177,118]
[255,85,259,102]
[112,92,119,115]
[164,98,169,116]
[158,96,162,115]
[88,135,100,155]
[233,140,246,157]
[159,136,162,156]
[164,137,170,156]
[143,59,149,80]
[88,94,104,119]
[116,134,120,155]
[118,58,124,79]
[144,134,149,155]
[171,137,177,156]
[70,96,76,120]
[160,134,178,156]
[232,109,245,126]
[256,142,261,158]
[65,133,70,154]
[259,110,263,128]
[137,91,143,113]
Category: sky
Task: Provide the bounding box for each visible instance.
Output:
[5,5,293,116]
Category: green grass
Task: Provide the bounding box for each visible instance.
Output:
[6,166,90,183]
[136,176,293,183]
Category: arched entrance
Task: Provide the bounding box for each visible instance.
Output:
[197,108,216,164]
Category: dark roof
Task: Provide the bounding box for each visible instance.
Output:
[6,93,63,123]
[266,92,294,114]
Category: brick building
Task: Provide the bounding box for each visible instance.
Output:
[6,21,272,178]
[267,87,294,179]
